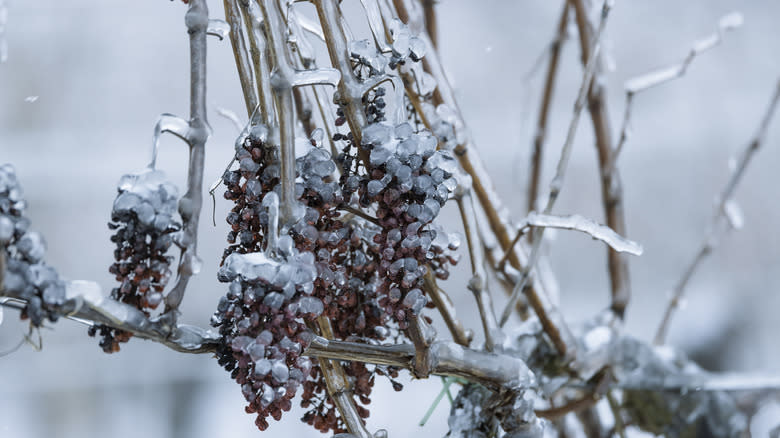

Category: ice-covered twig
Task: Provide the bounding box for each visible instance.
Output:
[609,12,743,172]
[223,0,258,117]
[305,336,536,392]
[654,79,780,345]
[312,0,371,165]
[256,0,339,225]
[393,0,571,357]
[150,114,190,169]
[455,184,500,351]
[1,280,220,353]
[422,271,472,347]
[420,0,437,50]
[528,2,570,215]
[499,0,614,329]
[501,212,643,258]
[570,0,631,318]
[239,0,276,126]
[163,0,211,316]
[314,317,374,438]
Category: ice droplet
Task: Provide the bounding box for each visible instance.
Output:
[723,199,744,230]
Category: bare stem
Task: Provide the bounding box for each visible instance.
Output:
[654,78,780,345]
[224,0,258,117]
[456,189,500,350]
[392,0,569,356]
[304,336,535,392]
[421,0,437,50]
[570,0,631,318]
[2,281,219,354]
[500,0,614,330]
[314,317,373,438]
[422,272,472,347]
[528,2,569,215]
[165,0,210,316]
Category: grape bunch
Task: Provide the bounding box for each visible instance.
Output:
[213,244,320,431]
[0,164,66,327]
[212,19,460,433]
[216,129,399,432]
[89,169,181,353]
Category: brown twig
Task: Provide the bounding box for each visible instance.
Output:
[569,0,631,319]
[528,2,570,216]
[223,0,257,117]
[499,0,614,332]
[422,271,472,347]
[392,0,572,357]
[314,317,373,438]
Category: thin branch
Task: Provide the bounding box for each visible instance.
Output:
[224,0,258,117]
[420,0,437,50]
[312,0,371,165]
[500,0,614,329]
[654,78,780,345]
[164,0,210,316]
[528,2,570,215]
[1,280,219,353]
[405,314,436,378]
[569,0,632,318]
[422,271,472,348]
[238,0,277,126]
[500,212,644,263]
[314,317,373,438]
[456,186,500,351]
[304,336,536,392]
[392,0,572,357]
[608,12,743,172]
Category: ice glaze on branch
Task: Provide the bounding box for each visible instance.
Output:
[654,78,780,345]
[163,0,211,316]
[569,0,632,319]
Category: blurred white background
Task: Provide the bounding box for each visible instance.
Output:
[1,0,779,437]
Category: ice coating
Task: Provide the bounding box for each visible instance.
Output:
[113,168,180,230]
[0,164,67,326]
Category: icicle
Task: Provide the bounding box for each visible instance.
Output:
[207,19,230,40]
[150,114,191,169]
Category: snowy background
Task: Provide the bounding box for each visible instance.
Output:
[1,0,780,437]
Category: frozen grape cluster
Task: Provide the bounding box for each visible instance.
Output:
[0,164,66,326]
[213,248,319,431]
[89,169,181,353]
[216,129,400,433]
[336,119,460,329]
